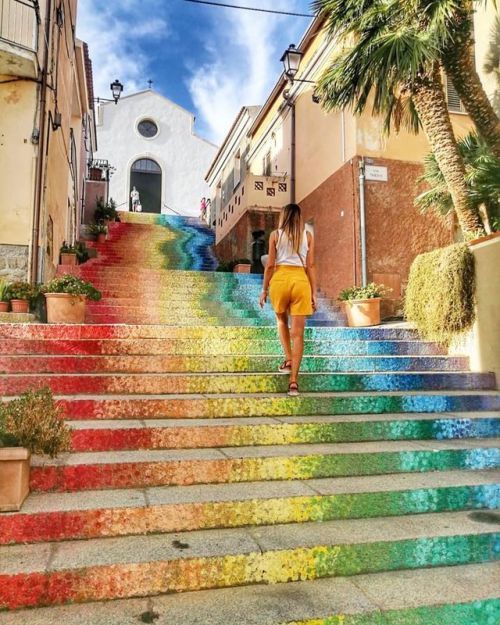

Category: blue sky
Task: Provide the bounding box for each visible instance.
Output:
[77,0,312,144]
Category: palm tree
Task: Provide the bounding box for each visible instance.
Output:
[416,131,500,232]
[424,0,500,159]
[313,0,485,234]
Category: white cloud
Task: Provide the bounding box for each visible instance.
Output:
[76,0,169,98]
[187,1,307,143]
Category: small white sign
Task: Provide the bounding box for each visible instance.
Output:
[365,165,388,182]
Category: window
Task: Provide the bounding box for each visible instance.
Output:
[137,119,159,138]
[446,74,465,113]
[131,158,161,174]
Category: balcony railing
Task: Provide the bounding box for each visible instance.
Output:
[0,0,38,52]
[216,173,290,244]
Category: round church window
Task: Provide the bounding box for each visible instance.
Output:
[137,119,159,138]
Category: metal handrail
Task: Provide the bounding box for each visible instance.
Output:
[0,0,38,52]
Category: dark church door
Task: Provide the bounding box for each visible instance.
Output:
[130,158,162,213]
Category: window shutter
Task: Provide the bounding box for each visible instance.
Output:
[446,74,464,113]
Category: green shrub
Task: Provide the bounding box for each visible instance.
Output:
[338,282,390,301]
[41,274,102,301]
[94,197,117,222]
[0,279,8,302]
[0,387,71,457]
[60,241,77,254]
[87,223,108,235]
[404,243,475,345]
[75,241,90,264]
[5,281,35,302]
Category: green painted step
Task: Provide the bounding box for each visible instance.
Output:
[0,511,497,610]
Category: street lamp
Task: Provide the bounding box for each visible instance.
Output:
[94,79,124,105]
[281,44,303,82]
[110,79,124,104]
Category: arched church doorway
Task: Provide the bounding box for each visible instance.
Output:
[130,158,162,213]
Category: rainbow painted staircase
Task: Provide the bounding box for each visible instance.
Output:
[0,212,499,623]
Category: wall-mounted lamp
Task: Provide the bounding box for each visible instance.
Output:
[51,111,62,131]
[94,79,124,105]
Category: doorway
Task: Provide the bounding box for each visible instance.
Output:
[130,158,162,213]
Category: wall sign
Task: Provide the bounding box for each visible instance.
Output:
[365,165,388,182]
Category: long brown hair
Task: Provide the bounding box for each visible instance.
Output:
[279,203,304,254]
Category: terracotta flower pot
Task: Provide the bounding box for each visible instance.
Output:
[344,298,381,327]
[96,233,106,244]
[0,447,30,512]
[10,299,29,314]
[45,293,86,324]
[233,264,251,274]
[60,252,78,266]
[0,301,9,312]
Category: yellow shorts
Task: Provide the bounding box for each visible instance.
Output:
[269,266,313,316]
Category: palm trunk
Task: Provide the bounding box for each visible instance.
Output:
[411,64,485,235]
[441,2,500,159]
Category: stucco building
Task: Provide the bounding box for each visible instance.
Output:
[0,0,97,283]
[208,9,496,315]
[93,90,217,216]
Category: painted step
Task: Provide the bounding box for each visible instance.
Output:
[57,391,500,421]
[0,510,497,610]
[0,323,420,340]
[84,315,343,327]
[1,470,497,544]
[67,414,500,452]
[29,439,499,492]
[0,354,470,374]
[0,564,497,625]
[2,372,496,396]
[0,339,445,356]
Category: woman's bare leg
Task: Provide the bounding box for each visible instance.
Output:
[276,312,292,363]
[290,315,306,384]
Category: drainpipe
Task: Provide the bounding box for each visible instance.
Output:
[30,0,52,284]
[358,157,368,287]
[290,102,296,204]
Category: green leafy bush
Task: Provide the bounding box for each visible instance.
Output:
[5,281,35,301]
[0,279,8,302]
[0,387,71,457]
[404,243,475,345]
[60,241,77,254]
[75,241,90,264]
[41,274,102,301]
[87,223,108,235]
[94,197,117,222]
[338,283,390,301]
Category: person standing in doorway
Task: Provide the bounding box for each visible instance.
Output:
[259,203,317,396]
[130,187,140,212]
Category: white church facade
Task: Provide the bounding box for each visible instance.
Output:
[94,90,218,215]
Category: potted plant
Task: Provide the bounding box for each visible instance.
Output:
[75,241,90,265]
[88,222,108,244]
[0,279,9,313]
[94,197,117,225]
[0,387,71,511]
[5,281,35,314]
[233,258,252,274]
[338,282,390,327]
[41,274,102,324]
[60,241,78,266]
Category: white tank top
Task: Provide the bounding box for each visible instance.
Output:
[275,228,309,267]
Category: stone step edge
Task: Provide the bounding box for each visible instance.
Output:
[2,473,498,545]
[0,511,497,610]
[0,564,496,625]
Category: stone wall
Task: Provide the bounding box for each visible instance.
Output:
[300,157,453,316]
[0,245,29,282]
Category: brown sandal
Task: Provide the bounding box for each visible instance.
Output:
[288,382,299,397]
[278,360,292,374]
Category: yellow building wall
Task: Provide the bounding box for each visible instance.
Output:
[0,78,37,246]
[474,2,499,114]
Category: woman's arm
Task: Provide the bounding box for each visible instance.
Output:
[260,231,277,308]
[306,231,317,310]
